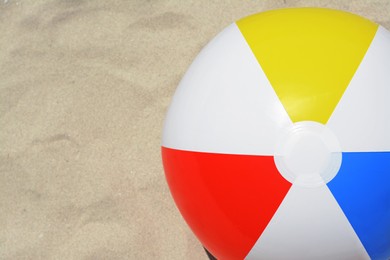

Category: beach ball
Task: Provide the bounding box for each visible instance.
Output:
[161,8,390,260]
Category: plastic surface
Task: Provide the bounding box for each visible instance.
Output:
[162,8,390,260]
[162,23,292,156]
[236,8,378,124]
[162,147,291,259]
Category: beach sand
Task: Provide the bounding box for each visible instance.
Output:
[0,0,389,259]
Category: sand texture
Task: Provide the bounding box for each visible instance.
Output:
[0,0,389,259]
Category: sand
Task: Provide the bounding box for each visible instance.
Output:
[0,0,389,259]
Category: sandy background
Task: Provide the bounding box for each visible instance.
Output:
[0,0,389,259]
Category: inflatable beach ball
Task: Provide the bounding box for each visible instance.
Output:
[161,8,390,260]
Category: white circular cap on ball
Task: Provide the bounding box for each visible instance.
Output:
[274,121,342,187]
